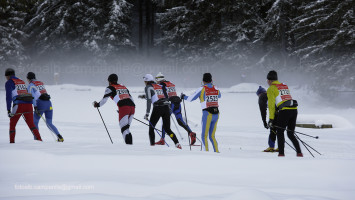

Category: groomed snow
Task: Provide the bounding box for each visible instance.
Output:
[1,83,354,200]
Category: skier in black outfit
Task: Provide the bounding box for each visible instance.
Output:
[256,86,278,152]
[154,72,196,145]
[140,74,181,149]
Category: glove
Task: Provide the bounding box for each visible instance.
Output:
[268,119,274,128]
[180,93,186,99]
[8,110,14,118]
[263,120,269,129]
[34,106,40,115]
[93,101,100,108]
[144,113,149,120]
[138,94,146,99]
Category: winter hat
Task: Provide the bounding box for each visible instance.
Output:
[5,68,15,76]
[108,74,118,83]
[203,73,212,83]
[27,72,36,80]
[143,74,154,82]
[267,70,278,80]
[256,86,266,96]
[155,72,165,82]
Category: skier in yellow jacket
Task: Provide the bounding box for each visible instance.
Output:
[266,70,303,157]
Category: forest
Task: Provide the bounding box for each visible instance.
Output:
[1,0,354,93]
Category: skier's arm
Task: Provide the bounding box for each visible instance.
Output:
[258,94,267,122]
[161,82,168,98]
[184,87,203,102]
[98,87,116,107]
[145,86,154,114]
[28,83,40,107]
[5,80,14,112]
[267,86,277,120]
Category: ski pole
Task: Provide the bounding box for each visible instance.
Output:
[273,125,319,139]
[182,98,192,150]
[294,133,322,156]
[133,117,169,147]
[294,133,315,157]
[272,129,296,152]
[96,107,113,144]
[168,106,184,141]
[183,98,203,151]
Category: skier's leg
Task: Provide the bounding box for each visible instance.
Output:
[202,110,212,151]
[23,104,42,141]
[44,105,60,136]
[287,110,302,153]
[208,113,219,153]
[162,106,179,144]
[149,107,160,145]
[172,103,192,133]
[275,111,287,155]
[9,105,22,143]
[119,106,132,144]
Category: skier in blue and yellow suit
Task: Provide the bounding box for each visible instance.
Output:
[181,73,221,153]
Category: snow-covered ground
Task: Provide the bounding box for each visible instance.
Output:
[1,83,355,200]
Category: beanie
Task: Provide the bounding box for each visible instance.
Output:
[267,70,278,80]
[27,72,36,80]
[203,73,212,83]
[256,86,266,96]
[5,68,15,76]
[108,74,118,83]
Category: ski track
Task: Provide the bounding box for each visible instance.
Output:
[1,84,355,200]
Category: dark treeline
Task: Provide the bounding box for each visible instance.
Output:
[0,0,354,94]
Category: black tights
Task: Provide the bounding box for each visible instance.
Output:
[276,109,302,154]
[149,105,179,145]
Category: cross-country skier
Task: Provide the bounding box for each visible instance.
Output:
[140,74,181,149]
[256,86,278,152]
[27,72,64,142]
[266,70,303,157]
[5,68,42,143]
[153,72,196,145]
[181,73,221,153]
[93,74,135,144]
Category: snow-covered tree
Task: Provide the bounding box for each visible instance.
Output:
[291,0,355,92]
[0,0,29,69]
[24,0,134,63]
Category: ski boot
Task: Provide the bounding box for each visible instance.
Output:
[57,134,64,142]
[189,132,196,145]
[155,138,165,145]
[263,147,275,152]
[175,143,182,149]
[297,153,303,157]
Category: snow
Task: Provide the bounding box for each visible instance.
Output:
[1,83,355,200]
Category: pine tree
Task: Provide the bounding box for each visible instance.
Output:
[0,0,29,69]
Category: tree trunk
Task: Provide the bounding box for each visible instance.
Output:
[138,0,143,53]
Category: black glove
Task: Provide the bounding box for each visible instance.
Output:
[34,106,40,115]
[180,93,186,99]
[144,113,149,120]
[268,119,274,128]
[7,110,13,118]
[93,101,100,108]
[138,94,146,99]
[263,120,269,129]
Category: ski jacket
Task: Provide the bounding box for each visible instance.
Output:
[183,83,221,110]
[28,79,50,107]
[160,81,181,103]
[267,81,297,120]
[5,76,32,111]
[144,82,169,114]
[258,92,268,123]
[98,84,135,108]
